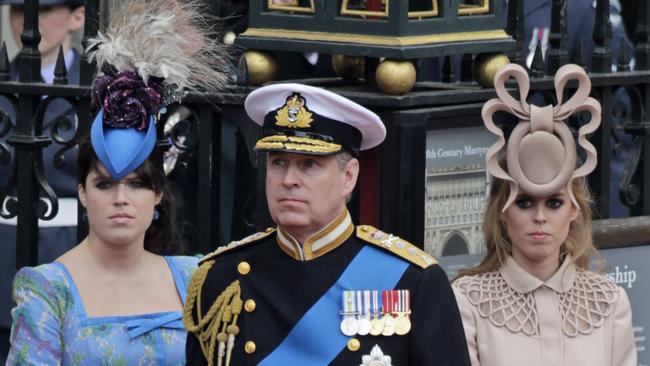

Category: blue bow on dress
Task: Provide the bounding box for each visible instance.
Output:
[125,312,185,338]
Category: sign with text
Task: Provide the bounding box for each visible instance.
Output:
[599,245,649,365]
[426,126,496,170]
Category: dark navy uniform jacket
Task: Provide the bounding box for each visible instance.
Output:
[0,49,80,329]
[185,210,471,366]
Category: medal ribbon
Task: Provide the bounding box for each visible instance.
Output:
[395,290,401,314]
[353,291,364,319]
[259,245,409,366]
[342,290,356,315]
[372,290,381,318]
[404,289,410,316]
[362,290,370,318]
[395,290,401,313]
[382,290,392,314]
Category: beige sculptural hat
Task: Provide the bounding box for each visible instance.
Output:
[482,63,601,211]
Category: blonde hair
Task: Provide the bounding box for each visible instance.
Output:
[457,175,595,278]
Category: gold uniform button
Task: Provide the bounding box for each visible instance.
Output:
[244,299,256,312]
[238,261,251,275]
[347,338,360,352]
[244,340,256,354]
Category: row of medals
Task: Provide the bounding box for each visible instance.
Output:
[340,289,411,337]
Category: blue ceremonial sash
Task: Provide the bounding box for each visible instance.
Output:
[259,245,409,365]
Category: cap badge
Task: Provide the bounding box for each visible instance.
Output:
[275,93,313,128]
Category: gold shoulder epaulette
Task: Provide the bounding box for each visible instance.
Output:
[199,228,276,264]
[357,225,438,269]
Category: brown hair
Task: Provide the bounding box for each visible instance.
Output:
[457,172,595,278]
[77,138,185,255]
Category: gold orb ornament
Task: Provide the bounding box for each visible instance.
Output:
[473,53,510,88]
[375,59,416,95]
[244,51,278,86]
[332,54,365,80]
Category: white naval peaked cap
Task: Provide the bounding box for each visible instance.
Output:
[245,83,386,156]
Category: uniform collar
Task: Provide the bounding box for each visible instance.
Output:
[500,254,576,293]
[276,208,354,261]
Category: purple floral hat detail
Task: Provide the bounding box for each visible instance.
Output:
[92,70,163,131]
[86,0,229,179]
[88,70,165,179]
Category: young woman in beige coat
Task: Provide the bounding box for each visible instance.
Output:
[452,63,637,366]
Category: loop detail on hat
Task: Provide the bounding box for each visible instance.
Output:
[482,63,601,211]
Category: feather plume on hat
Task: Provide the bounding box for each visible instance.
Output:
[86,0,230,180]
[86,0,229,93]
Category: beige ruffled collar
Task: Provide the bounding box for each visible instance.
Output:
[455,257,619,337]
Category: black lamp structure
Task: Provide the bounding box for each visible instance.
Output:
[236,0,515,93]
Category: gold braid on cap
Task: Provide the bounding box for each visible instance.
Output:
[183,261,242,366]
[482,64,601,211]
[255,135,342,153]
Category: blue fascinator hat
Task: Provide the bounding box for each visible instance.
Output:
[86,0,230,179]
[90,112,156,180]
[90,70,162,180]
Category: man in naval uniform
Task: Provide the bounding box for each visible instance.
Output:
[184,83,471,366]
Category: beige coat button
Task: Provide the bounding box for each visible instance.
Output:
[244,299,256,312]
[238,261,251,275]
[244,340,256,354]
[347,338,360,352]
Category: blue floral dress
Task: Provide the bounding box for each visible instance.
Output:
[6,255,199,366]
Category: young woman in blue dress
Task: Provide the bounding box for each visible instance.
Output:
[6,0,229,364]
[7,140,198,365]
